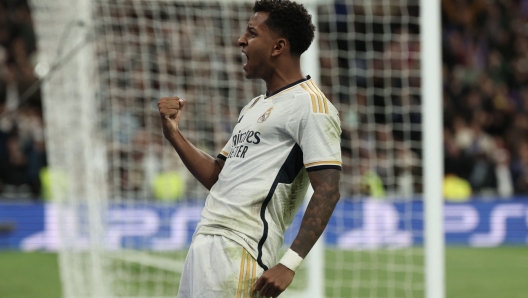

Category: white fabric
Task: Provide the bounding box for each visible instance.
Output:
[195,77,342,270]
[279,249,304,272]
[178,234,264,298]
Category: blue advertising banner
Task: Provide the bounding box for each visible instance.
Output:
[0,203,45,249]
[1,199,527,251]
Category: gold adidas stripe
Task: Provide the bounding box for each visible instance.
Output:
[252,258,257,298]
[236,249,258,298]
[248,97,261,109]
[220,150,228,157]
[305,160,342,168]
[236,250,247,298]
[310,80,330,114]
[306,80,325,114]
[309,83,322,113]
[244,251,252,298]
[300,83,317,113]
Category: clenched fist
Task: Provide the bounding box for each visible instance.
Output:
[253,263,294,298]
[158,97,186,137]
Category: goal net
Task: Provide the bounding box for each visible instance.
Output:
[30,0,426,297]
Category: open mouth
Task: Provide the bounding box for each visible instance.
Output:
[242,51,248,69]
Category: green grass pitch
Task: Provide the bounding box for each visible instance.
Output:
[0,247,526,298]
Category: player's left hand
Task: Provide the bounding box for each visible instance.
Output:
[253,263,294,298]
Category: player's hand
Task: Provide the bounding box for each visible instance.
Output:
[158,97,186,136]
[253,263,294,298]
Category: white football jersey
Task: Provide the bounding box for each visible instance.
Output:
[195,76,342,271]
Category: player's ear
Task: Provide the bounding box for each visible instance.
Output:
[271,38,287,57]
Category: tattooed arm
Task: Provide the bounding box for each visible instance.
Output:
[254,169,341,297]
[291,169,341,257]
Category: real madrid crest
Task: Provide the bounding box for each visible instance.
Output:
[257,107,273,123]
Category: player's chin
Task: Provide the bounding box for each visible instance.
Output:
[243,67,261,80]
[243,70,255,79]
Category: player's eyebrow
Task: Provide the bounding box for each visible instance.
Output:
[247,26,257,33]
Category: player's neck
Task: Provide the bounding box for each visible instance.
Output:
[264,60,304,96]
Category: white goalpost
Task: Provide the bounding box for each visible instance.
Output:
[420,0,445,297]
[29,0,444,297]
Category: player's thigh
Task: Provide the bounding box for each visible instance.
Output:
[178,234,264,298]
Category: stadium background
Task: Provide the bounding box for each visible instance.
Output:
[0,0,527,297]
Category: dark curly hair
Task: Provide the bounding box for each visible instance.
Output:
[253,0,315,56]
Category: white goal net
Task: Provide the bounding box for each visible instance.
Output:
[30,0,427,297]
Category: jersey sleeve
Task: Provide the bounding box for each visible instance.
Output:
[217,137,231,161]
[286,94,342,171]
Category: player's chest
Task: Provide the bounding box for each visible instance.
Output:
[234,99,287,134]
[225,99,292,161]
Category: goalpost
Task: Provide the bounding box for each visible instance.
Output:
[29,0,443,297]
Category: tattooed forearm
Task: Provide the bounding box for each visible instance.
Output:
[291,169,341,258]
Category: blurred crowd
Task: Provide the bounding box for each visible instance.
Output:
[2,0,528,200]
[442,0,528,198]
[0,0,44,199]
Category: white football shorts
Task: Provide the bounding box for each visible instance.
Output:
[177,234,264,298]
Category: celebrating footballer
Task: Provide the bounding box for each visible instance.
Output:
[157,0,342,297]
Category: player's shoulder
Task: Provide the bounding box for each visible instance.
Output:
[292,79,338,117]
[241,95,264,113]
[247,95,262,106]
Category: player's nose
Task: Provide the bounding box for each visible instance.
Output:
[237,36,247,47]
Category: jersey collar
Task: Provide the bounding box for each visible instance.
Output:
[264,75,311,98]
